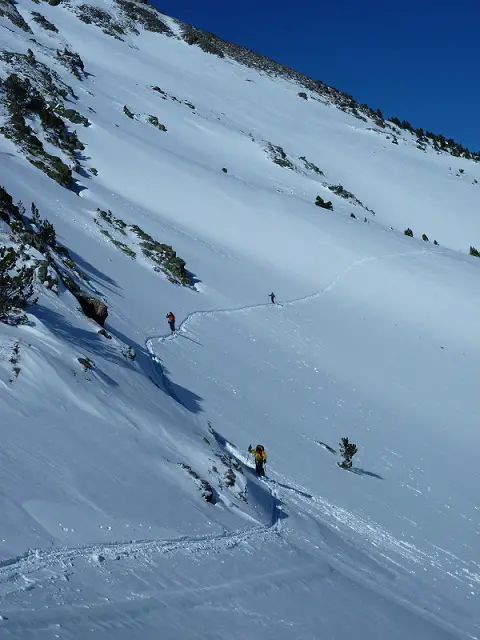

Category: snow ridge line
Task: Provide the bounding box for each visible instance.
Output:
[0,521,281,584]
[146,248,432,352]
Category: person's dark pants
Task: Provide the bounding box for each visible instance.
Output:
[169,321,175,333]
[255,462,265,477]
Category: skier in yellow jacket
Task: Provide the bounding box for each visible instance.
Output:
[248,444,267,477]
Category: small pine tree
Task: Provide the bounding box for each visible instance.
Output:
[338,437,357,469]
[469,246,480,257]
[433,240,439,246]
[31,202,40,226]
[0,246,35,318]
[39,219,56,247]
[422,233,429,242]
[404,228,413,237]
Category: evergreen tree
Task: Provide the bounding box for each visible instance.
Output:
[39,219,56,247]
[338,437,358,469]
[31,202,40,225]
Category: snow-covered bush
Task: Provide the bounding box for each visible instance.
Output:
[0,246,35,319]
[338,437,358,469]
[469,246,480,257]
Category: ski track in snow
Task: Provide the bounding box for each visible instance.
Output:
[145,248,431,399]
[143,248,454,564]
[146,248,431,349]
[0,249,435,594]
[0,521,281,593]
[143,245,480,604]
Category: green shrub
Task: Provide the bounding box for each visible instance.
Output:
[54,105,89,126]
[123,105,134,119]
[131,225,190,286]
[422,233,429,242]
[147,115,167,131]
[222,167,228,173]
[469,246,480,257]
[89,168,98,176]
[39,220,56,247]
[315,196,333,210]
[297,92,308,100]
[404,228,413,237]
[338,437,357,469]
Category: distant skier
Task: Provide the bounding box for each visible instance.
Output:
[166,312,176,334]
[269,292,276,304]
[248,444,267,477]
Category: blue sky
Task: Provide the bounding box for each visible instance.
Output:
[153,0,480,151]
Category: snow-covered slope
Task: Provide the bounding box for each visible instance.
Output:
[0,1,479,638]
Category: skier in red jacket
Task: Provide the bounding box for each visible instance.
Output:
[166,312,176,334]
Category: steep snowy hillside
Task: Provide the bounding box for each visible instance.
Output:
[0,0,479,638]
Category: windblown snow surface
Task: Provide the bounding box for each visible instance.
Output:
[0,1,479,638]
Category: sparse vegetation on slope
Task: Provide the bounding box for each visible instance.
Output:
[115,0,173,35]
[151,85,196,110]
[176,19,479,162]
[75,4,126,39]
[131,225,192,286]
[31,11,58,32]
[147,115,167,131]
[0,0,32,32]
[56,48,85,80]
[0,74,82,188]
[299,156,324,175]
[265,142,295,169]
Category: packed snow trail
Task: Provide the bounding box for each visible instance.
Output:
[0,522,281,594]
[146,247,431,361]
